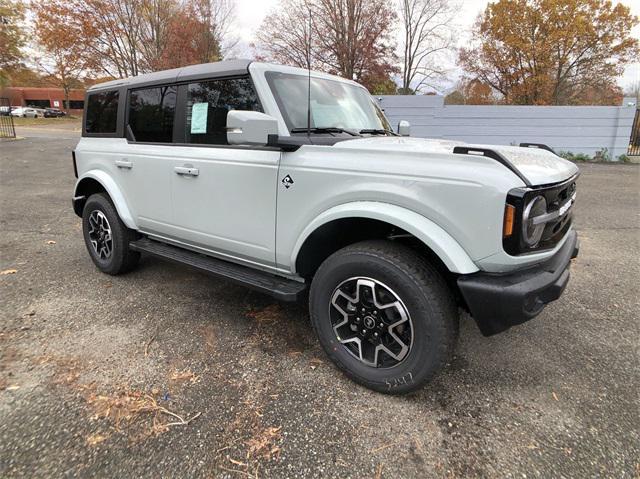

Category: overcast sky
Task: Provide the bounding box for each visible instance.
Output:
[231,0,640,92]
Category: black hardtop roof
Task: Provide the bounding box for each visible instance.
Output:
[87,59,252,92]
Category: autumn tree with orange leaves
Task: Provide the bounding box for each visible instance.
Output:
[0,0,28,87]
[32,0,235,81]
[459,0,639,105]
[445,78,498,105]
[32,0,89,112]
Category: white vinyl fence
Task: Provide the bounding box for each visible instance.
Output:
[378,95,638,159]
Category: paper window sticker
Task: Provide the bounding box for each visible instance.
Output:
[191,102,209,134]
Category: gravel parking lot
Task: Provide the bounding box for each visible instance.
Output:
[1,130,639,478]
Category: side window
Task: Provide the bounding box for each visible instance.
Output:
[185,77,261,145]
[85,90,119,134]
[128,85,177,143]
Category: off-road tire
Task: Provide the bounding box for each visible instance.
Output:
[309,240,458,394]
[82,193,140,275]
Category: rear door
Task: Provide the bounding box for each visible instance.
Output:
[168,77,280,268]
[116,85,177,235]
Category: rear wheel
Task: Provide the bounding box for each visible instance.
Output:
[82,193,140,275]
[309,240,458,394]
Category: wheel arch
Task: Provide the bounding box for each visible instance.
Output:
[73,171,137,229]
[291,202,479,277]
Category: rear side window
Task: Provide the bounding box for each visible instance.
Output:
[185,78,261,145]
[85,90,119,134]
[128,85,177,143]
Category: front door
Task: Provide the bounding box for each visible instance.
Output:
[168,77,279,267]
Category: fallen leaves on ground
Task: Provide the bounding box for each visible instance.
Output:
[46,240,56,245]
[87,389,201,435]
[33,355,201,441]
[34,356,83,385]
[143,327,157,356]
[215,394,284,477]
[309,357,324,370]
[169,368,200,384]
[200,325,216,353]
[245,304,283,324]
[246,426,282,461]
[86,433,108,446]
[0,269,17,275]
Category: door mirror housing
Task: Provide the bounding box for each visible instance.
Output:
[227,110,279,146]
[398,120,411,136]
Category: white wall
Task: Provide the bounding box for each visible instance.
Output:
[378,95,637,159]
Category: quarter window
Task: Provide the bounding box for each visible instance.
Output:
[128,86,177,143]
[85,90,119,134]
[185,78,261,145]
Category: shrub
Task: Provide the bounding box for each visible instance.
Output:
[594,148,612,162]
[558,151,591,162]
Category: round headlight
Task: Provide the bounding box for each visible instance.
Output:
[522,195,547,247]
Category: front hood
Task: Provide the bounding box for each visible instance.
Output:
[335,137,579,186]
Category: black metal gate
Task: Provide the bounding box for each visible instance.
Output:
[0,97,16,139]
[629,108,640,157]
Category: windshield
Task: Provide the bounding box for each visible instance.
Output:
[266,71,392,133]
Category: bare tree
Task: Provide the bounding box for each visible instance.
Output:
[192,0,238,62]
[254,0,316,69]
[625,80,640,101]
[256,0,397,92]
[399,0,457,94]
[139,0,182,71]
[68,0,145,78]
[312,0,397,82]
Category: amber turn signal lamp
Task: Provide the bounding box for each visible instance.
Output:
[503,204,515,238]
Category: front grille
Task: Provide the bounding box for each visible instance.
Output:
[504,175,578,255]
[536,178,577,251]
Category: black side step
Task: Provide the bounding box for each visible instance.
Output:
[130,238,306,302]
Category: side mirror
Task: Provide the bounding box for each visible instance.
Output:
[398,120,411,137]
[227,110,279,146]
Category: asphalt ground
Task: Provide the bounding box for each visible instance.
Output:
[1,130,639,478]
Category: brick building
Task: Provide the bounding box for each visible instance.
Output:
[0,87,85,114]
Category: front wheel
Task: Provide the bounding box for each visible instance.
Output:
[309,240,458,394]
[82,193,140,275]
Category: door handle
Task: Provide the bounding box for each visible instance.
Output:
[174,166,199,177]
[115,159,133,169]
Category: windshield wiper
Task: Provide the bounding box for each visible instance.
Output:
[359,128,399,136]
[290,127,361,137]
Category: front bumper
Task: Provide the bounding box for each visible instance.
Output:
[458,230,579,336]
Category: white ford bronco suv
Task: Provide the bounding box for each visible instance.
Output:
[72,60,579,394]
